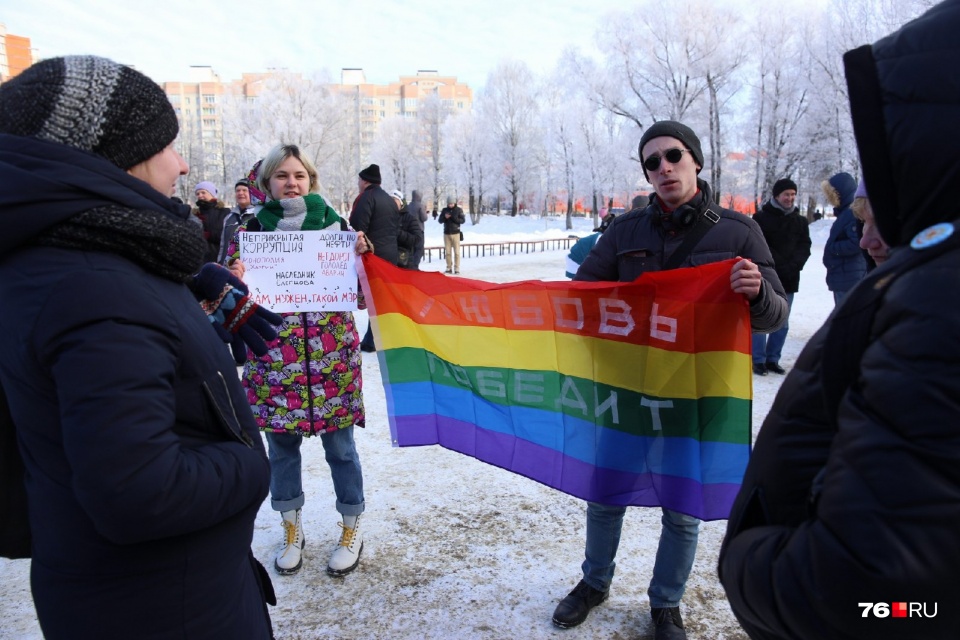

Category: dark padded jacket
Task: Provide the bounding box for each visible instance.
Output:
[439,205,465,235]
[397,204,424,270]
[753,200,811,293]
[0,136,273,639]
[350,183,399,265]
[720,2,960,637]
[575,180,788,334]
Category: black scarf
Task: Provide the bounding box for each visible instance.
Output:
[0,135,206,281]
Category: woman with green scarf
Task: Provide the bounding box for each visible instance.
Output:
[227,144,367,578]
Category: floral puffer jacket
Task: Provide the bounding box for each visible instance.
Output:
[229,220,365,436]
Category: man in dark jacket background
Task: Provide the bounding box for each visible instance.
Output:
[553,120,787,640]
[439,195,465,274]
[751,178,811,375]
[719,1,960,638]
[350,163,398,352]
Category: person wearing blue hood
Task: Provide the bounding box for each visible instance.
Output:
[821,171,866,304]
[719,1,960,637]
[0,56,279,639]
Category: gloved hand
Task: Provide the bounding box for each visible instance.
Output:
[193,263,283,364]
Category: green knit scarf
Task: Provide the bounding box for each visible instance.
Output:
[256,193,341,231]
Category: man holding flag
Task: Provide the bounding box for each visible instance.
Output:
[554,121,787,639]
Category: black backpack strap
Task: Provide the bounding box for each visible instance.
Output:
[821,220,960,416]
[663,206,721,271]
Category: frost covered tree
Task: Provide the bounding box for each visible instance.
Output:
[371,115,418,196]
[479,60,541,216]
[443,112,498,224]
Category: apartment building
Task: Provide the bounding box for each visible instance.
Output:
[0,23,37,82]
[162,66,472,190]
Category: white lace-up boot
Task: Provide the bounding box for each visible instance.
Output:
[275,509,304,574]
[326,514,363,576]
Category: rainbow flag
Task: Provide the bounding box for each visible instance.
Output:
[357,256,752,521]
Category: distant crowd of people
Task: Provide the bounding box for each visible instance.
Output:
[2,1,960,637]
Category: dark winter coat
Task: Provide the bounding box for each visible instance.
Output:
[575,181,788,333]
[753,200,812,293]
[0,137,273,639]
[217,204,258,264]
[407,191,428,265]
[397,204,424,270]
[350,183,399,265]
[720,3,960,636]
[823,206,866,292]
[409,189,429,223]
[439,204,465,235]
[193,198,231,263]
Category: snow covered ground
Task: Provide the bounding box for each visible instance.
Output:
[0,213,837,639]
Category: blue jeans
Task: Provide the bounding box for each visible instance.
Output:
[582,502,700,609]
[265,428,365,517]
[752,291,794,365]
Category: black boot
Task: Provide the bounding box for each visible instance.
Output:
[551,580,608,628]
[651,606,687,640]
[360,325,375,353]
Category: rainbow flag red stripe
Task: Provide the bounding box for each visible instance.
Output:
[357,255,752,520]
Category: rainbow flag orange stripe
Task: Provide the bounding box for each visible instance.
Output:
[358,255,752,521]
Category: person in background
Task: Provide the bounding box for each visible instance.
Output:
[350,163,398,353]
[631,194,650,211]
[391,189,424,270]
[720,2,960,636]
[193,180,231,263]
[555,120,787,640]
[565,213,614,279]
[0,55,275,639]
[821,171,865,304]
[228,144,368,578]
[407,190,428,266]
[439,195,465,274]
[217,178,259,265]
[852,179,890,266]
[751,178,812,376]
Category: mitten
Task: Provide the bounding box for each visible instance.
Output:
[193,263,283,363]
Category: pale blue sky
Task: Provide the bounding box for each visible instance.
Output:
[3,0,634,88]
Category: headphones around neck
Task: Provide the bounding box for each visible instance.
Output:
[654,197,701,229]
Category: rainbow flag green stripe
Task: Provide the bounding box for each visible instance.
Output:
[357,255,753,521]
[382,347,750,443]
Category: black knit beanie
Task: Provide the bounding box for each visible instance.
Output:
[772,178,798,197]
[358,163,382,184]
[0,55,179,170]
[638,120,704,178]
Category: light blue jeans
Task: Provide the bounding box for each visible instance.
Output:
[582,502,700,609]
[753,292,794,365]
[265,428,364,517]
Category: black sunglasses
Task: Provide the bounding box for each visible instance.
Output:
[642,147,689,172]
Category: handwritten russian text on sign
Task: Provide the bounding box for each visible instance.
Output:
[240,230,359,312]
